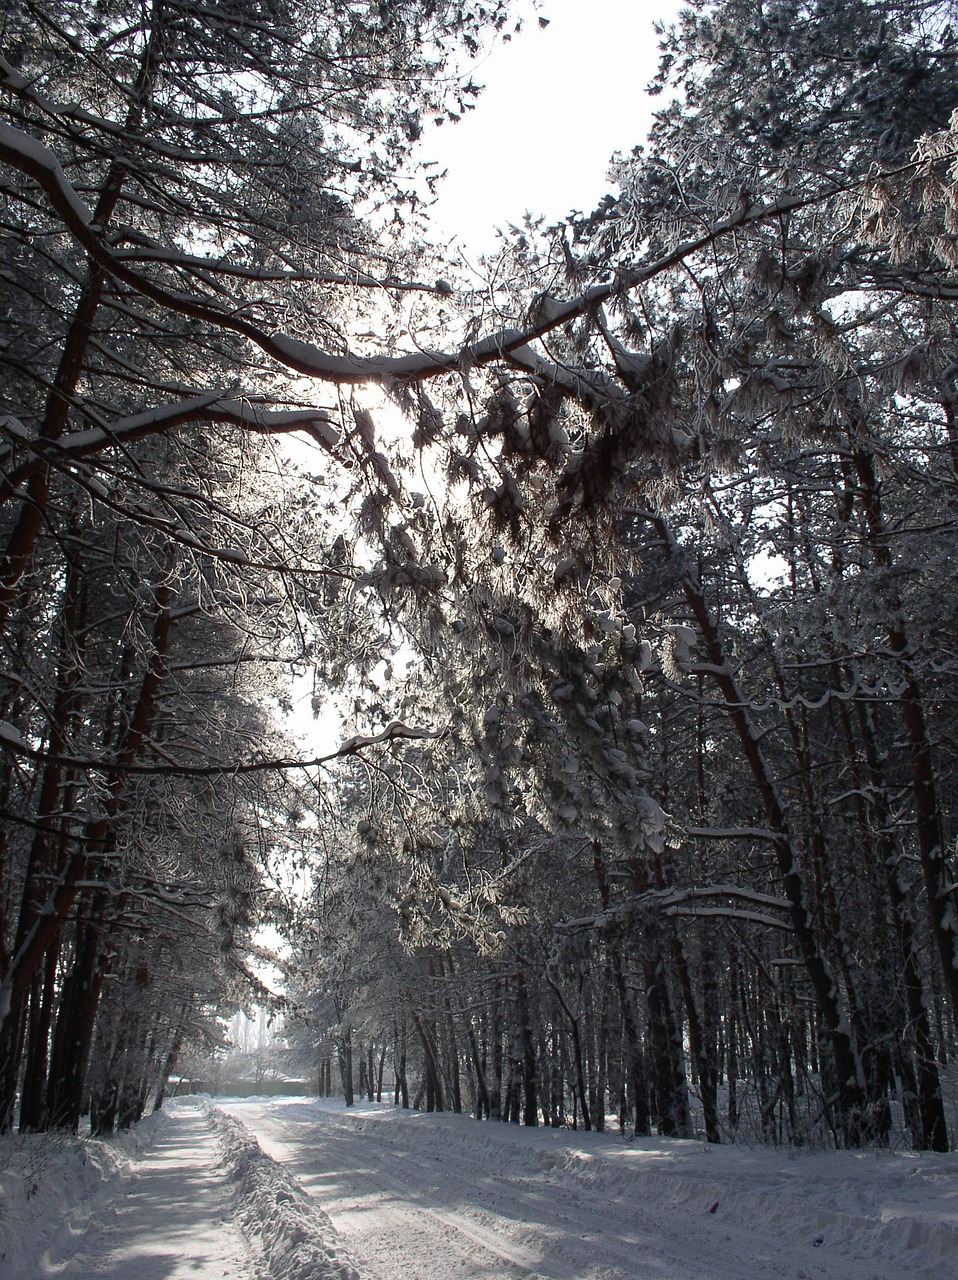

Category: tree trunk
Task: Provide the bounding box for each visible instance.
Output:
[376,1043,387,1103]
[546,970,591,1130]
[514,970,538,1126]
[18,939,60,1131]
[153,1015,187,1113]
[648,512,869,1145]
[412,1013,444,1112]
[339,1025,354,1106]
[592,842,650,1136]
[851,698,949,1151]
[852,445,958,1034]
[0,580,173,1035]
[393,1020,409,1108]
[46,912,108,1132]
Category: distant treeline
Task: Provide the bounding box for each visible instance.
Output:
[173,1080,314,1099]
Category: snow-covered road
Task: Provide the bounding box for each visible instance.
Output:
[4,1096,957,1279]
[216,1096,958,1280]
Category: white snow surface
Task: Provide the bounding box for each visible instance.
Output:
[0,1100,250,1279]
[2,1095,956,1280]
[207,1103,358,1280]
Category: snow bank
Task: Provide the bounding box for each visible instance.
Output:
[0,1110,166,1278]
[206,1102,358,1280]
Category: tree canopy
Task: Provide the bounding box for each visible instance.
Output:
[2,0,957,1151]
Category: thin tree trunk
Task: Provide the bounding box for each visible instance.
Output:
[513,970,538,1126]
[647,512,869,1145]
[0,578,173,1035]
[153,1013,187,1113]
[592,842,651,1136]
[545,970,591,1131]
[0,7,171,622]
[339,1025,354,1106]
[412,1013,444,1112]
[852,445,958,1033]
[18,939,60,1131]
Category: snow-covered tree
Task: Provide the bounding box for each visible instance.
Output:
[299,0,958,1150]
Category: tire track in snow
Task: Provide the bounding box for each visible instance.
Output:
[206,1103,359,1280]
[219,1099,599,1279]
[242,1100,958,1280]
[216,1100,790,1280]
[300,1143,591,1280]
[220,1099,567,1279]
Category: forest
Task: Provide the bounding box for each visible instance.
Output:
[0,0,957,1158]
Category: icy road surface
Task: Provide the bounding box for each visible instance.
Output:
[217,1095,958,1280]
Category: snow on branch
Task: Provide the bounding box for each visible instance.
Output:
[334,720,439,756]
[658,883,791,913]
[685,826,779,842]
[559,882,792,934]
[0,718,440,778]
[1,121,930,392]
[663,905,793,930]
[110,243,451,296]
[0,395,342,498]
[53,397,341,457]
[0,121,93,226]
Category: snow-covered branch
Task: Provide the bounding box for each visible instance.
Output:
[559,882,792,934]
[0,393,342,501]
[0,121,927,393]
[0,718,441,778]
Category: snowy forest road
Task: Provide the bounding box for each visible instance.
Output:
[215,1096,957,1280]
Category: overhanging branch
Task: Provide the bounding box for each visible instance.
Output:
[0,718,442,778]
[0,121,935,391]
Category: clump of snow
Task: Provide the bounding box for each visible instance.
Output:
[206,1102,359,1280]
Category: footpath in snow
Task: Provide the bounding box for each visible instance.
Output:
[0,1099,251,1279]
[0,1097,360,1280]
[2,1095,958,1279]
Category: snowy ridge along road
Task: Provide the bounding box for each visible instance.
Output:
[215,1095,958,1280]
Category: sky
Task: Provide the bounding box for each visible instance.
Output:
[419,0,681,254]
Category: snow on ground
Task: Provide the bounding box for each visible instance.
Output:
[208,1103,357,1280]
[2,1095,957,1280]
[217,1096,958,1280]
[0,1099,250,1279]
[0,1111,148,1279]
